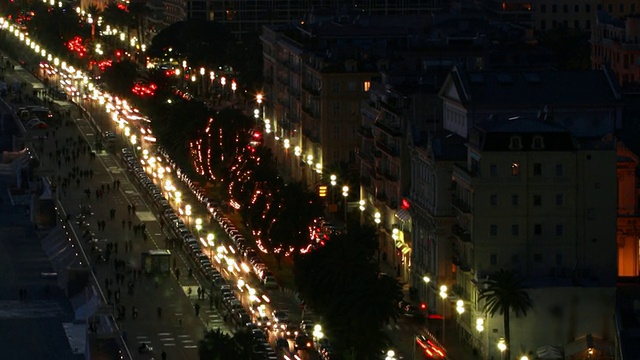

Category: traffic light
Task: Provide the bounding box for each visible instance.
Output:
[318,185,327,197]
[420,302,427,311]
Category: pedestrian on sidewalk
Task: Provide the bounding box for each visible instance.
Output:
[194,303,200,316]
[157,307,162,319]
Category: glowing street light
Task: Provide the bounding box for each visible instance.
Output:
[440,285,448,344]
[342,185,349,222]
[195,218,203,234]
[204,233,215,257]
[185,204,192,226]
[498,338,507,360]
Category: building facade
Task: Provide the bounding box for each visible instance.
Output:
[592,12,640,86]
[452,118,618,359]
[261,17,436,189]
[616,142,640,277]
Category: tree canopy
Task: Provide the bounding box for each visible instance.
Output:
[294,224,401,359]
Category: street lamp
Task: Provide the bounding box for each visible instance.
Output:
[312,324,323,343]
[342,185,349,222]
[439,285,448,344]
[456,300,465,342]
[200,67,205,95]
[185,204,192,227]
[207,233,215,258]
[498,338,507,360]
[385,350,396,360]
[195,218,203,234]
[330,174,337,205]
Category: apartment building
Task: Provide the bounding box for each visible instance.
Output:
[261,16,432,187]
[592,11,640,86]
[451,118,617,359]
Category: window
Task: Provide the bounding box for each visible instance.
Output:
[490,225,498,236]
[608,4,613,12]
[490,254,497,265]
[512,254,520,263]
[511,224,519,236]
[512,194,519,206]
[574,4,579,12]
[332,81,341,93]
[586,4,591,12]
[533,195,542,206]
[555,164,564,176]
[540,4,546,12]
[511,162,520,176]
[552,4,557,12]
[540,20,546,31]
[555,224,564,236]
[331,101,340,116]
[586,20,591,29]
[490,194,498,206]
[509,136,522,150]
[533,253,543,263]
[555,254,563,265]
[632,4,636,13]
[563,4,568,12]
[347,81,356,92]
[534,223,542,235]
[533,163,542,176]
[490,164,497,177]
[532,136,545,149]
[620,4,624,12]
[555,194,564,206]
[332,126,340,140]
[574,20,580,29]
[363,81,371,91]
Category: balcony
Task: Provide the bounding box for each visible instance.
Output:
[358,126,374,140]
[384,172,398,182]
[302,82,321,96]
[451,223,471,243]
[301,105,318,119]
[452,163,472,187]
[374,120,402,137]
[451,196,471,214]
[361,101,380,119]
[452,255,472,273]
[376,140,399,158]
[379,99,403,117]
[302,128,321,144]
[357,151,374,166]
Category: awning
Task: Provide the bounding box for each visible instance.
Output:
[564,334,613,357]
[395,209,411,222]
[536,345,563,359]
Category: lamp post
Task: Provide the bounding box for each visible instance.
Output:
[456,300,465,342]
[342,185,349,222]
[207,233,215,259]
[385,350,396,360]
[439,285,448,344]
[312,324,323,344]
[374,211,382,264]
[256,94,264,125]
[200,67,205,96]
[195,218,202,235]
[498,338,507,360]
[185,204,191,228]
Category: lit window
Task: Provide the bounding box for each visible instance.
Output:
[511,163,520,176]
[363,81,371,91]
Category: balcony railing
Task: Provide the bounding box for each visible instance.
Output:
[451,223,471,242]
[376,140,398,158]
[451,197,471,214]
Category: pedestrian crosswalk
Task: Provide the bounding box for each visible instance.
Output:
[136,331,200,351]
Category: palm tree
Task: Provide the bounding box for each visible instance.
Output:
[479,269,533,360]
